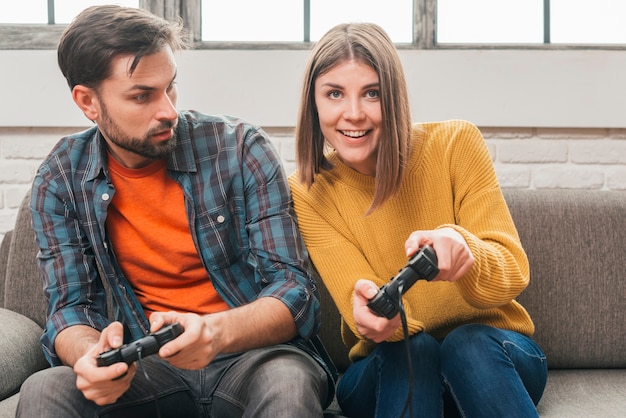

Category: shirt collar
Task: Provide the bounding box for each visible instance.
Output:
[84,112,198,181]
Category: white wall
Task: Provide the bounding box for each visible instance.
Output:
[3,48,626,128]
[1,48,626,238]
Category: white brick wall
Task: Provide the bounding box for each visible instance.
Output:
[1,125,625,240]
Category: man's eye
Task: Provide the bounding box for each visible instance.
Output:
[134,93,149,103]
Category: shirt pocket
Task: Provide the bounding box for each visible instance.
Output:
[196,206,242,270]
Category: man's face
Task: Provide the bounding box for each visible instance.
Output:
[91,46,179,168]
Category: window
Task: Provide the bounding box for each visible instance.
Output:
[0,0,139,24]
[437,0,544,44]
[550,0,626,44]
[437,0,626,46]
[1,0,625,49]
[200,0,413,44]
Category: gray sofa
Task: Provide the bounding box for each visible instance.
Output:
[1,189,625,417]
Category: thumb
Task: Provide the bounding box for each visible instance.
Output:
[355,279,379,300]
[101,321,124,351]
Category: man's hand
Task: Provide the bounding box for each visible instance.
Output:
[353,279,401,343]
[148,312,218,370]
[68,322,136,405]
[404,227,474,283]
[150,297,298,371]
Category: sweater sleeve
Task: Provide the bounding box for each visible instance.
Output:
[441,120,530,309]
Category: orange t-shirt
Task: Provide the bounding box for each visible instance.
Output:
[106,155,230,318]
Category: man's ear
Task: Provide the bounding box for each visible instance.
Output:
[72,85,99,121]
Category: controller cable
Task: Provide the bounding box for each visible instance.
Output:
[396,284,414,418]
[135,346,162,418]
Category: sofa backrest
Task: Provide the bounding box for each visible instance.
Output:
[3,189,624,371]
[1,191,47,328]
[317,189,626,372]
[509,189,625,369]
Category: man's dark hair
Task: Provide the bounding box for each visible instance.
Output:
[58,5,187,90]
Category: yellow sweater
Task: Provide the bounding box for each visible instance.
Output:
[289,120,534,362]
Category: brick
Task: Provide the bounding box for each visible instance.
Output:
[498,140,568,163]
[480,127,533,139]
[570,140,626,164]
[5,186,31,208]
[2,136,60,159]
[536,128,607,140]
[606,167,626,191]
[495,165,531,188]
[534,166,604,189]
[0,160,35,184]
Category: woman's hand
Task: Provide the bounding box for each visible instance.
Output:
[352,279,401,343]
[404,227,474,283]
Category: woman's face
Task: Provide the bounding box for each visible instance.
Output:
[314,59,382,176]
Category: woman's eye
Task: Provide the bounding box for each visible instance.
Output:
[366,90,380,99]
[328,90,341,99]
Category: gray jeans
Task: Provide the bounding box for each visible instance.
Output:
[17,344,329,418]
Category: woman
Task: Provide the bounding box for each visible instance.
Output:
[288,22,547,417]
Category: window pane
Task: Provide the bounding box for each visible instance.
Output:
[551,0,626,44]
[202,0,303,42]
[0,0,47,23]
[437,0,543,43]
[0,0,140,24]
[310,0,413,43]
[55,0,140,24]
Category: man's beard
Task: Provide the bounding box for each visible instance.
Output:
[99,102,177,160]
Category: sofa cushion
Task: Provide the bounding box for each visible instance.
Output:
[509,190,626,368]
[537,369,626,417]
[0,308,49,400]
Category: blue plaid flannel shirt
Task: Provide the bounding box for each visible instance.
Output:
[30,110,322,367]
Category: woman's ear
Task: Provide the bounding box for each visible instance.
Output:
[72,85,99,121]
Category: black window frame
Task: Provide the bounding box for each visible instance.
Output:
[0,0,624,50]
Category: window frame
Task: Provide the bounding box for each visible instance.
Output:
[0,0,624,50]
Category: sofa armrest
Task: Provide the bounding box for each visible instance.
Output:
[0,308,49,401]
[0,230,13,309]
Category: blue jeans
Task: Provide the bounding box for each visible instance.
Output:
[337,324,547,418]
[17,345,329,418]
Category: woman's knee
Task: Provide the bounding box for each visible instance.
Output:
[378,331,440,360]
[441,324,500,358]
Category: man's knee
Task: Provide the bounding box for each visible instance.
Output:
[20,366,76,398]
[258,351,327,396]
[17,366,86,417]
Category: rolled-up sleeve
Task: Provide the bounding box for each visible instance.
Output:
[240,128,320,339]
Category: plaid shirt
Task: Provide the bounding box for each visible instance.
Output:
[30,111,321,366]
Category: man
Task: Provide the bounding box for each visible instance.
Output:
[18,5,334,417]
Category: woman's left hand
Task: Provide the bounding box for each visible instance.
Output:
[404,227,474,283]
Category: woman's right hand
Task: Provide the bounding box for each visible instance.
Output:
[353,279,402,343]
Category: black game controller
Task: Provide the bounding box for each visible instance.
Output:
[96,322,184,367]
[367,245,439,319]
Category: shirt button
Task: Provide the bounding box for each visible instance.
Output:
[102,193,110,201]
[217,215,225,223]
